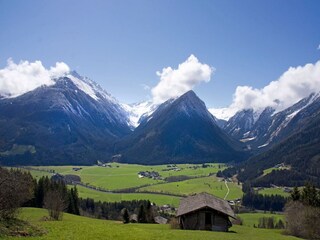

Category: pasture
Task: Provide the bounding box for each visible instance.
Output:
[3,208,301,240]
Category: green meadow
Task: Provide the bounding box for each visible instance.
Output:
[32,163,225,190]
[76,185,181,207]
[139,176,242,200]
[257,188,290,197]
[239,213,285,227]
[26,163,238,206]
[3,208,301,240]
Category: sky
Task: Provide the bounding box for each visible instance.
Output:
[0,0,320,118]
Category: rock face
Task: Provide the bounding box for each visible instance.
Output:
[115,91,247,165]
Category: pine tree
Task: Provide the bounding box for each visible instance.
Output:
[138,205,147,223]
[290,186,300,201]
[122,208,129,224]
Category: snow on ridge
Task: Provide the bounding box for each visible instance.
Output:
[67,75,99,100]
[258,143,269,148]
[67,72,119,104]
[122,101,158,128]
[208,107,236,121]
[240,136,256,143]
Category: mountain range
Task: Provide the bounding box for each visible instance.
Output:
[0,72,245,165]
[0,71,319,186]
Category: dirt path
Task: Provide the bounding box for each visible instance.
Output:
[224,180,230,200]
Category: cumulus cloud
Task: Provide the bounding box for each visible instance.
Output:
[0,59,69,98]
[210,60,320,120]
[151,55,214,104]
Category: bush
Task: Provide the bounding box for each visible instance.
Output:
[285,201,320,239]
[44,189,67,221]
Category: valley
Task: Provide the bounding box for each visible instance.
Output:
[21,163,242,207]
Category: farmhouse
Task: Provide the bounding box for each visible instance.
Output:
[176,192,236,232]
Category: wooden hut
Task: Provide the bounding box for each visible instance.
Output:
[176,192,236,232]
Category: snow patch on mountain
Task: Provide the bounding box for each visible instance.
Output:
[67,75,99,100]
[122,101,158,128]
[67,71,118,104]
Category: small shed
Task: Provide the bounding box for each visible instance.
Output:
[176,192,236,232]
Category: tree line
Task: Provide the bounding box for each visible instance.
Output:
[0,167,80,222]
[79,198,156,223]
[0,167,158,226]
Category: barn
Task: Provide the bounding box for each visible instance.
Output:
[176,192,236,231]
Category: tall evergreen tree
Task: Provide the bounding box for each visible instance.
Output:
[122,208,129,224]
[290,186,300,201]
[137,205,147,223]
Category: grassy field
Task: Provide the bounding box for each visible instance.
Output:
[32,163,225,190]
[76,185,181,207]
[239,213,285,227]
[139,176,242,200]
[257,188,290,197]
[4,208,301,240]
[23,163,244,206]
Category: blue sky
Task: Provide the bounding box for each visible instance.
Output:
[0,0,319,109]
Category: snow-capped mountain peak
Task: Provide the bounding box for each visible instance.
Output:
[66,71,118,104]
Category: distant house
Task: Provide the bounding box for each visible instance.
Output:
[51,174,81,184]
[176,192,236,232]
[137,171,162,180]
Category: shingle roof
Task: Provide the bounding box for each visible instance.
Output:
[176,192,236,218]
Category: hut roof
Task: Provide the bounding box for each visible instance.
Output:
[176,192,236,218]
[154,216,168,224]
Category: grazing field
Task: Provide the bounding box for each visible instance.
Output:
[76,185,181,207]
[257,188,290,197]
[239,213,285,227]
[139,176,242,200]
[26,163,240,206]
[32,163,225,190]
[4,208,301,240]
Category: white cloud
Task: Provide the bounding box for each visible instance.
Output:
[151,55,214,104]
[318,44,320,50]
[210,60,320,120]
[0,59,69,98]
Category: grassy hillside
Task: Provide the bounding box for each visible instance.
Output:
[4,208,301,240]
